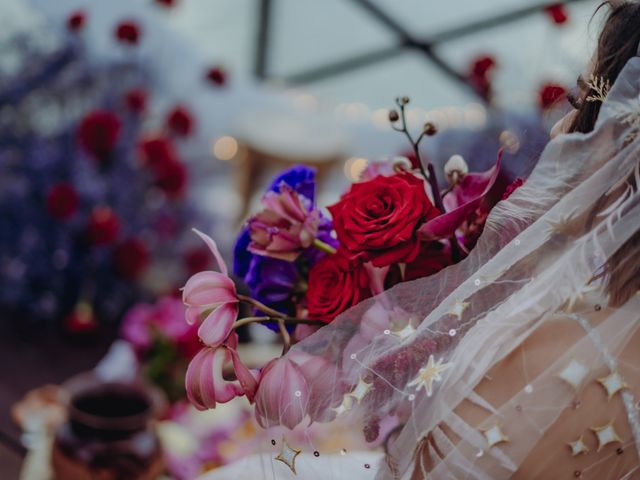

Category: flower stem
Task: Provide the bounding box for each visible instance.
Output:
[238,294,287,318]
[313,238,337,255]
[232,316,326,329]
[394,98,446,214]
[278,319,291,355]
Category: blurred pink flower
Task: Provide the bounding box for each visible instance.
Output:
[182,229,238,348]
[185,332,258,410]
[418,151,502,240]
[248,185,320,261]
[121,296,198,355]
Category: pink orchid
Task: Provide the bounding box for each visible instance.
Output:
[182,229,238,348]
[418,151,502,241]
[185,332,259,410]
[248,184,320,261]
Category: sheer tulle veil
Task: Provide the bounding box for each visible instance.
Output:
[207,44,640,480]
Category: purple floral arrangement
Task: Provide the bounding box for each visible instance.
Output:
[0,21,212,335]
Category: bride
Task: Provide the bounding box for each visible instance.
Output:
[205,1,640,478]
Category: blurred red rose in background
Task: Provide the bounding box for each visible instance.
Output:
[138,137,177,171]
[115,20,141,45]
[206,66,227,86]
[124,88,148,114]
[545,4,568,25]
[86,206,120,246]
[46,183,79,220]
[155,158,188,199]
[77,110,121,163]
[539,83,567,109]
[166,106,195,137]
[113,237,151,280]
[66,10,86,32]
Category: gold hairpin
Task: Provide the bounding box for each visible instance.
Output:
[585,74,610,104]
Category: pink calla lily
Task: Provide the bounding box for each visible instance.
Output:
[186,332,259,410]
[182,229,238,348]
[418,151,503,241]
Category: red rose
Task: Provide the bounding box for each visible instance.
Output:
[545,4,568,25]
[77,110,121,163]
[86,206,120,246]
[328,173,440,267]
[138,136,177,171]
[124,88,148,114]
[166,105,194,137]
[113,237,150,280]
[46,183,79,220]
[115,20,141,45]
[539,83,566,110]
[67,10,86,32]
[155,159,188,199]
[155,0,177,7]
[205,66,227,86]
[306,253,371,322]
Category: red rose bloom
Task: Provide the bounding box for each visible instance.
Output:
[46,183,79,220]
[155,0,177,7]
[328,173,440,267]
[86,206,120,246]
[113,237,150,280]
[77,110,121,163]
[67,11,86,32]
[306,253,371,322]
[124,88,148,114]
[206,66,227,86]
[539,83,567,110]
[545,4,568,25]
[155,159,188,199]
[115,20,141,45]
[166,105,194,137]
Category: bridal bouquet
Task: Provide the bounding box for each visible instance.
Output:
[184,98,523,428]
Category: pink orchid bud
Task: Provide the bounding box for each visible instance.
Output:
[248,185,320,261]
[186,332,259,410]
[254,356,310,429]
[182,229,238,347]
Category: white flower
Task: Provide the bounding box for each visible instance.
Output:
[444,155,468,184]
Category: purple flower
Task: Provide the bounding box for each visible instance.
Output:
[268,164,316,201]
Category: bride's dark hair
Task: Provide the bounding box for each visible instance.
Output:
[574,1,640,306]
[569,0,640,133]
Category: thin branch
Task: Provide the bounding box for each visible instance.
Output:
[278,319,291,354]
[232,315,326,329]
[238,294,286,318]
